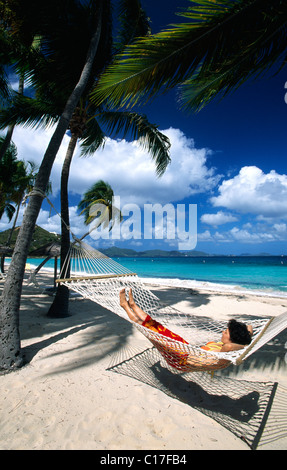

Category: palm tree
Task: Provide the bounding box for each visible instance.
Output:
[0,138,19,222]
[78,180,123,234]
[46,102,169,318]
[0,2,170,319]
[0,1,170,368]
[0,138,37,225]
[0,0,43,161]
[0,158,40,273]
[91,0,287,112]
[0,0,106,370]
[0,137,42,273]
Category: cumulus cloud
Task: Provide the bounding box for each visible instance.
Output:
[65,127,220,206]
[211,166,287,220]
[201,211,238,226]
[5,127,286,250]
[2,125,220,239]
[36,206,86,238]
[198,222,287,245]
[10,126,219,206]
[0,203,87,239]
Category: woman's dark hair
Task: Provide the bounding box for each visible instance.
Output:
[228,319,252,345]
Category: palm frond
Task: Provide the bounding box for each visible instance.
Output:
[0,201,15,221]
[79,115,106,156]
[98,110,170,176]
[180,0,287,111]
[91,0,287,112]
[90,0,238,108]
[77,180,122,232]
[115,0,151,50]
[0,93,59,130]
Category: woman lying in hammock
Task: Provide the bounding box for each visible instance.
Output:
[119,288,253,353]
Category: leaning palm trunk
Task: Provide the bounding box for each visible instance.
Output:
[0,1,103,370]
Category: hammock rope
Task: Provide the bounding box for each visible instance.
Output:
[56,240,287,373]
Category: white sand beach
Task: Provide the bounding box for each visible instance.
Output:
[1,272,287,451]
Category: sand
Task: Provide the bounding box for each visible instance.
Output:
[0,272,287,451]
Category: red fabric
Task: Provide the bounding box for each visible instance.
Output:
[142,315,188,344]
[142,315,189,370]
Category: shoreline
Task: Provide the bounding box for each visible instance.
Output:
[1,272,287,450]
[8,257,287,299]
[139,276,287,299]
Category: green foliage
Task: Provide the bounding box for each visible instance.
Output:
[0,224,60,252]
[92,0,287,112]
[78,180,122,233]
[0,137,37,220]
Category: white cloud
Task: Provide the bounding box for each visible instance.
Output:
[36,205,86,238]
[68,127,219,206]
[1,125,220,243]
[0,202,87,239]
[274,223,287,233]
[198,230,213,242]
[9,126,219,207]
[211,166,287,220]
[201,210,238,226]
[198,222,287,245]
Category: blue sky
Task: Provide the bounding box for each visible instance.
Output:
[1,0,287,255]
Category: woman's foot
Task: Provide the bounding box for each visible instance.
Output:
[127,288,135,308]
[126,288,147,323]
[119,288,140,323]
[119,288,128,309]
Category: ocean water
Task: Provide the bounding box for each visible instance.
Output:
[23,255,287,297]
[116,256,287,295]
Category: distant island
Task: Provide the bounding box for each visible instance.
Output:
[0,226,208,256]
[100,246,209,258]
[0,226,282,257]
[100,247,282,258]
[0,225,60,254]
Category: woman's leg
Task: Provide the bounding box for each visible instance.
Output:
[127,288,147,322]
[119,288,146,324]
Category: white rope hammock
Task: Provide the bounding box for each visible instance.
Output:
[56,240,287,373]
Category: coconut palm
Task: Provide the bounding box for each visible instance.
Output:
[0,0,45,161]
[0,0,107,370]
[0,2,170,319]
[0,154,39,273]
[78,180,123,234]
[0,138,37,223]
[0,139,19,221]
[92,0,287,112]
[0,1,171,367]
[46,100,169,317]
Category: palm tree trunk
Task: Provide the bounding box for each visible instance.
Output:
[0,1,104,371]
[47,134,78,318]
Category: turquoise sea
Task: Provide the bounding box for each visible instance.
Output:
[23,255,287,296]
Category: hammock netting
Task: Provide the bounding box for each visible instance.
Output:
[56,240,287,373]
[108,346,287,450]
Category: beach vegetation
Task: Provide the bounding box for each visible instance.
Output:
[0,225,60,253]
[0,139,39,272]
[0,137,38,231]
